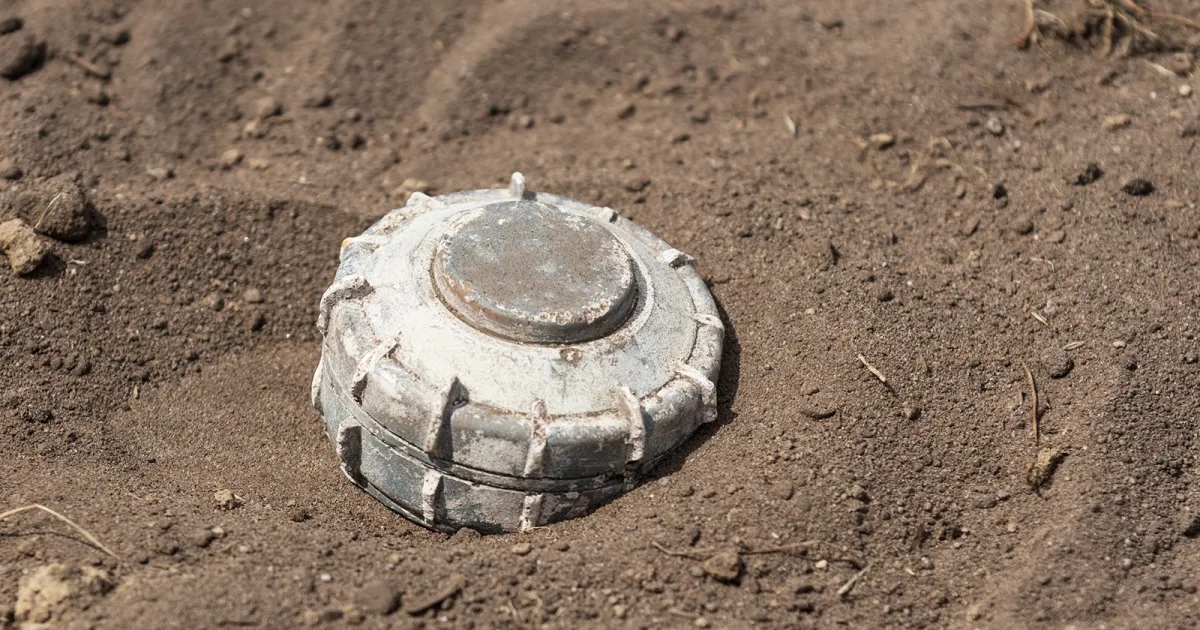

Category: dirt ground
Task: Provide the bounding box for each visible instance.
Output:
[2,0,1200,628]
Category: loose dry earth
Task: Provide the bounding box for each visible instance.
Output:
[2,0,1200,628]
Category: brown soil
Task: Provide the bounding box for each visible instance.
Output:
[2,0,1200,628]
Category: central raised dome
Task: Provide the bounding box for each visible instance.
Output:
[432,200,638,344]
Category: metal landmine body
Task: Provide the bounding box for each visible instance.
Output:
[312,173,724,533]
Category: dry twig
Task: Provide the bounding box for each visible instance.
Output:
[0,503,120,560]
[506,599,525,625]
[837,565,870,598]
[857,354,888,384]
[66,53,111,80]
[1021,361,1039,445]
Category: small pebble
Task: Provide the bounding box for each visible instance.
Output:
[202,293,225,311]
[214,488,241,510]
[146,166,174,180]
[1166,52,1194,74]
[1122,178,1154,196]
[511,542,532,556]
[247,312,266,332]
[302,90,332,108]
[1026,448,1066,488]
[255,96,283,119]
[869,133,895,150]
[356,579,402,615]
[301,608,342,626]
[1073,162,1103,186]
[623,177,651,193]
[194,529,216,548]
[0,33,45,79]
[101,27,130,46]
[799,405,836,420]
[0,16,22,35]
[83,81,109,106]
[243,287,264,303]
[1041,347,1074,379]
[220,148,244,168]
[0,157,21,180]
[1101,114,1132,132]
[242,120,267,139]
[1181,85,1194,98]
[702,550,742,582]
[985,116,1005,136]
[1011,216,1035,235]
[0,218,49,275]
[33,176,97,242]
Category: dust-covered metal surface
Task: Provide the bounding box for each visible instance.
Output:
[433,200,638,343]
[313,173,724,533]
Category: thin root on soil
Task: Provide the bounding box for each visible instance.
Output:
[0,503,120,560]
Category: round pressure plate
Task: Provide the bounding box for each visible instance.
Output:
[312,173,724,533]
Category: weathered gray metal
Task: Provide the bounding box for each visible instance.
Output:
[312,173,723,533]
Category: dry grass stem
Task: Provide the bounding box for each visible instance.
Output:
[0,503,119,560]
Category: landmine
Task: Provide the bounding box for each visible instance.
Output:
[313,173,723,532]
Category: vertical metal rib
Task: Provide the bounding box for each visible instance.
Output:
[675,362,718,423]
[317,274,373,336]
[350,336,400,403]
[519,493,544,532]
[658,248,694,268]
[692,312,725,331]
[310,358,324,413]
[508,172,527,199]
[420,470,443,526]
[617,386,646,462]
[424,377,466,458]
[523,400,549,477]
